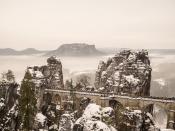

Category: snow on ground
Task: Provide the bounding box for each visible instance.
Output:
[59,113,73,131]
[0,102,5,107]
[35,113,46,126]
[34,70,44,78]
[83,120,112,131]
[49,124,58,130]
[0,98,5,108]
[123,75,140,86]
[28,68,41,78]
[83,103,102,120]
[102,107,113,118]
[75,103,117,131]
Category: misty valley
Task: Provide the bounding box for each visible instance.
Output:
[0,44,175,131]
[0,47,175,97]
[1,0,175,130]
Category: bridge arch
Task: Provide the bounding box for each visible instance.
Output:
[109,99,124,109]
[52,94,61,105]
[43,92,52,104]
[43,88,175,129]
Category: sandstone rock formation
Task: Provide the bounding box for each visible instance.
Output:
[0,80,18,110]
[59,114,73,131]
[27,56,64,110]
[28,56,64,90]
[95,49,152,96]
[0,78,19,130]
[73,103,117,131]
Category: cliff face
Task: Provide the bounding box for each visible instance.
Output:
[0,80,18,110]
[95,49,152,97]
[46,56,64,89]
[45,43,104,56]
[28,56,64,90]
[0,79,19,130]
[27,56,64,109]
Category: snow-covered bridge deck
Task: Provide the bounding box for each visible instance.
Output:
[45,88,175,105]
[45,88,175,124]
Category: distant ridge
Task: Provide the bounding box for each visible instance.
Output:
[0,48,47,55]
[45,43,105,57]
[98,48,175,55]
[1,46,174,56]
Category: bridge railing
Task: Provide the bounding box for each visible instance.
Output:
[44,88,175,101]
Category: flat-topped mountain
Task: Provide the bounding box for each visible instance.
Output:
[0,48,46,55]
[45,43,104,56]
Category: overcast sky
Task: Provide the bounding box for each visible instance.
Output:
[0,0,175,50]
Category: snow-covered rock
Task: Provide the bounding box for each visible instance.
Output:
[95,49,151,96]
[74,103,117,131]
[83,103,102,120]
[59,113,73,131]
[102,107,113,118]
[34,112,48,130]
[83,120,112,131]
[123,75,140,86]
[35,113,47,126]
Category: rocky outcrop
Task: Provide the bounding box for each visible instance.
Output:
[26,56,65,130]
[46,56,64,89]
[45,43,104,56]
[28,56,64,90]
[95,49,152,96]
[27,56,64,110]
[73,103,117,131]
[115,107,160,131]
[59,114,73,131]
[0,80,18,110]
[0,79,19,130]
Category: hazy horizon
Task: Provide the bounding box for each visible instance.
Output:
[2,45,175,51]
[0,0,175,50]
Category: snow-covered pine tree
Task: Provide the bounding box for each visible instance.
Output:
[1,69,15,82]
[18,71,37,131]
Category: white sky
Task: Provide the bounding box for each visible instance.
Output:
[0,0,175,50]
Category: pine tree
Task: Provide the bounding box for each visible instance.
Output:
[6,70,15,82]
[1,70,15,82]
[69,79,76,111]
[18,71,37,131]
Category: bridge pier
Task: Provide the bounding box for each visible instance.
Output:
[167,111,175,129]
[100,96,109,107]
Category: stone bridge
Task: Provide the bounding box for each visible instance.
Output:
[44,88,175,129]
